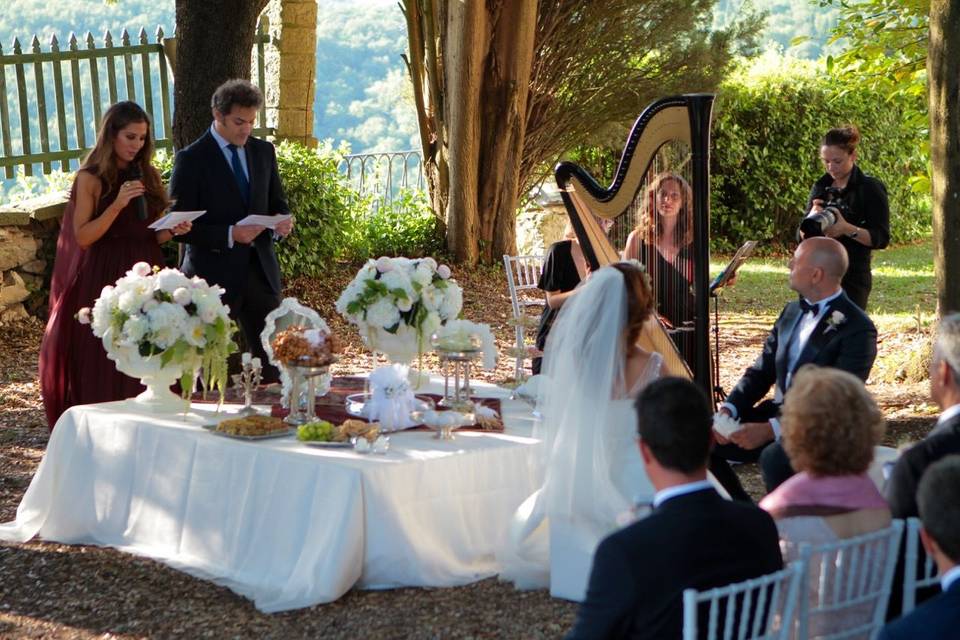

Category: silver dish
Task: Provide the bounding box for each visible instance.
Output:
[344,393,435,420]
[202,424,297,441]
[301,440,354,448]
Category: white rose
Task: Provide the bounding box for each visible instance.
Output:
[420,257,438,272]
[155,268,191,294]
[184,316,207,348]
[172,287,192,306]
[437,264,451,280]
[131,262,152,277]
[376,256,394,273]
[77,307,92,325]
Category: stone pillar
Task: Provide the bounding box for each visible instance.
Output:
[263,0,318,148]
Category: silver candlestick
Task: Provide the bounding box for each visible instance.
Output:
[232,353,263,416]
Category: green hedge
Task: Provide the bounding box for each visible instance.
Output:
[710,55,930,252]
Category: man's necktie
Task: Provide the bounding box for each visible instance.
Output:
[227,143,250,203]
[799,299,820,316]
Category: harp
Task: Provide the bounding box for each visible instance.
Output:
[554,94,714,396]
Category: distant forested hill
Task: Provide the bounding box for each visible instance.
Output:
[714,0,840,59]
[2,0,835,162]
[1,0,414,155]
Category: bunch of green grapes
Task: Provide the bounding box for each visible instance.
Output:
[297,420,335,442]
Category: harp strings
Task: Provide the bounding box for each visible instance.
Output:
[618,143,696,364]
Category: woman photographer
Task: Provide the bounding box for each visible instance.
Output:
[802,125,889,310]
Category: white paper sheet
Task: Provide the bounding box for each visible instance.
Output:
[147,210,206,230]
[235,213,292,229]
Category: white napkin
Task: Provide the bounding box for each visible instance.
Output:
[367,364,417,432]
[712,412,742,438]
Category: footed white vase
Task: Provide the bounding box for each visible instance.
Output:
[362,324,422,365]
[107,341,188,412]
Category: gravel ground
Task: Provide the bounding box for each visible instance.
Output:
[0,265,937,639]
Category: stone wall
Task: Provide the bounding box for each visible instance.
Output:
[0,194,67,324]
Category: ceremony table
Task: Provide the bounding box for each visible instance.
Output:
[0,378,541,612]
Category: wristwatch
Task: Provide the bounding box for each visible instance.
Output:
[847,228,859,239]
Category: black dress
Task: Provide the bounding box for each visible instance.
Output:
[533,240,582,374]
[805,164,889,310]
[633,242,696,370]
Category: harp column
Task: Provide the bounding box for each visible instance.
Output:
[687,94,715,396]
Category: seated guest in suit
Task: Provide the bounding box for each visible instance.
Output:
[884,312,960,616]
[711,237,878,500]
[169,79,293,382]
[879,456,960,640]
[887,313,960,518]
[567,377,782,640]
[760,366,890,637]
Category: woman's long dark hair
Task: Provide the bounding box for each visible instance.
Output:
[80,101,168,216]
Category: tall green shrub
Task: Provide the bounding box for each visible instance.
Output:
[711,54,930,251]
[349,188,443,260]
[273,140,359,277]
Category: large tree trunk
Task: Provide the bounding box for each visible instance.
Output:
[928,0,960,315]
[172,0,269,150]
[403,1,536,264]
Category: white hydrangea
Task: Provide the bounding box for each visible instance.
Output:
[120,314,150,347]
[146,302,189,349]
[366,296,401,330]
[438,282,463,319]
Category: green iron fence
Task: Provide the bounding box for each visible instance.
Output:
[0,18,275,179]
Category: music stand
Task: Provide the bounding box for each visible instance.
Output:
[709,240,757,403]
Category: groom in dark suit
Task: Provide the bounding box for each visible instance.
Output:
[567,377,782,640]
[712,237,877,499]
[170,79,293,381]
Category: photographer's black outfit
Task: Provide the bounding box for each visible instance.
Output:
[805,165,890,310]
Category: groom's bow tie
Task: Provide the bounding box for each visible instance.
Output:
[799,299,821,315]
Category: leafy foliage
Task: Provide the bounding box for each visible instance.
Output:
[710,53,930,251]
[273,140,359,278]
[349,188,442,260]
[819,0,930,189]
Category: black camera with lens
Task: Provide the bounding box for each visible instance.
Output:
[800,186,850,238]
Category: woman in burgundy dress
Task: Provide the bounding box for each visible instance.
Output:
[39,101,192,428]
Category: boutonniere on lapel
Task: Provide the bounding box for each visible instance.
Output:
[824,310,846,334]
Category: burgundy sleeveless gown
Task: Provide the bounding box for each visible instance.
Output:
[39,171,166,429]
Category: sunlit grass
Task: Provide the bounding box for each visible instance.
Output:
[710,236,936,330]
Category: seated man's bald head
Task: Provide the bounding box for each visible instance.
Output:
[802,237,848,282]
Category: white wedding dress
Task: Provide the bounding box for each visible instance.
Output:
[498,267,662,601]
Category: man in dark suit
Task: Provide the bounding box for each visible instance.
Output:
[170,79,293,381]
[887,313,960,518]
[711,237,878,499]
[884,313,960,617]
[879,456,960,640]
[566,377,782,640]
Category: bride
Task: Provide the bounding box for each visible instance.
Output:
[500,261,662,600]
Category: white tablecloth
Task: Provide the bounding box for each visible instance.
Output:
[0,379,541,612]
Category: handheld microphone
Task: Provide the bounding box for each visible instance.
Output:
[127,166,148,221]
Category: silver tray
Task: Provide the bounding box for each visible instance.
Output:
[202,424,297,441]
[301,439,353,448]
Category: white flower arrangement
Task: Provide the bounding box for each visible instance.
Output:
[335,257,463,361]
[432,319,498,370]
[824,309,847,334]
[78,262,237,399]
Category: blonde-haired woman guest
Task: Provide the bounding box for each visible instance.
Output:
[39,101,192,428]
[760,365,889,637]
